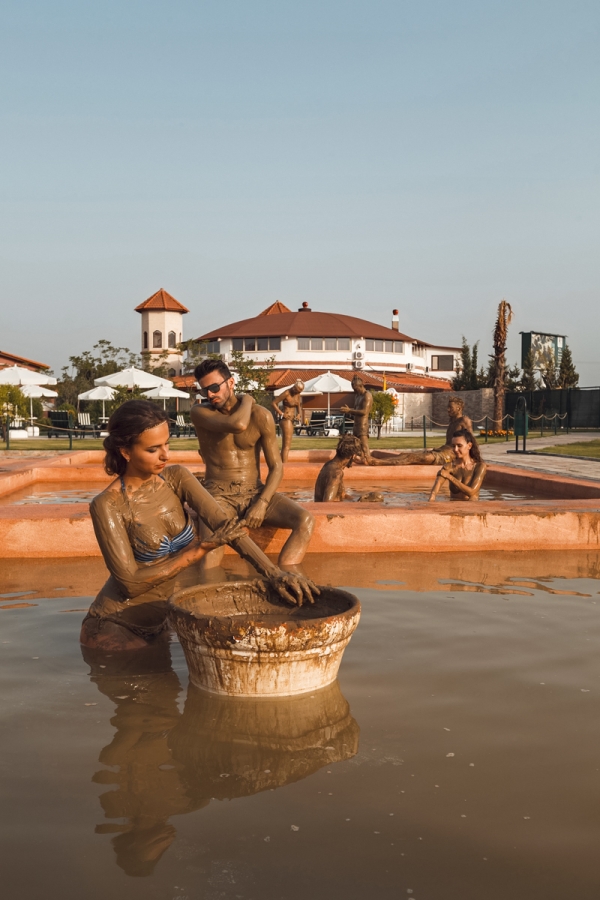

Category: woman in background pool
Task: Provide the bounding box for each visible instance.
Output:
[428,428,487,502]
[80,401,318,652]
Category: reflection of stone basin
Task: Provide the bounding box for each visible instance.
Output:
[169,680,360,799]
[168,580,361,697]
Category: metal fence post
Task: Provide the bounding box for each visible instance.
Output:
[505,415,509,441]
[5,415,9,450]
[68,429,73,450]
[540,415,544,438]
[422,415,427,449]
[485,416,488,442]
[554,414,557,435]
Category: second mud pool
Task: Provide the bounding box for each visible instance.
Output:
[2,551,600,900]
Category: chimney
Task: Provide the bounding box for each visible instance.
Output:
[298,301,311,312]
[392,309,399,331]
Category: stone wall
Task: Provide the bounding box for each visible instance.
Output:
[431,388,495,427]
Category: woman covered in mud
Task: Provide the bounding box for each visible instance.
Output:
[80,401,318,651]
[428,428,487,502]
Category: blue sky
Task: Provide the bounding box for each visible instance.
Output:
[2,0,599,381]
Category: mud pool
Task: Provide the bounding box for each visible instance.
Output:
[1,479,555,507]
[2,551,600,900]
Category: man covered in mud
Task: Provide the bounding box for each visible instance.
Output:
[372,396,473,466]
[314,435,363,502]
[339,375,374,464]
[191,359,314,568]
[271,379,304,462]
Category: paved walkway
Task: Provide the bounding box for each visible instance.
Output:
[481,432,600,482]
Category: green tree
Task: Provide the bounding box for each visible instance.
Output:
[518,350,538,392]
[229,350,276,404]
[58,340,141,409]
[539,350,558,389]
[369,391,396,439]
[453,338,487,390]
[505,363,522,392]
[557,345,579,389]
[0,385,28,441]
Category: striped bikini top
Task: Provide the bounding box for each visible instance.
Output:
[120,475,196,563]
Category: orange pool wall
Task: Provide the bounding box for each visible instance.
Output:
[1,450,600,558]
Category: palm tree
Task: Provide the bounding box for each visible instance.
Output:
[492,300,513,429]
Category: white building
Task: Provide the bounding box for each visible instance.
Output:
[135,289,188,376]
[194,301,460,389]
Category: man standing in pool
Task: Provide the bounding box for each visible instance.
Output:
[339,375,374,464]
[191,359,314,567]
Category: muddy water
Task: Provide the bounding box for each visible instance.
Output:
[1,479,555,507]
[2,553,600,899]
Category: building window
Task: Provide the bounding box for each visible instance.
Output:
[298,338,310,350]
[153,330,162,349]
[168,367,177,377]
[232,338,243,351]
[143,331,148,349]
[394,341,404,353]
[431,355,455,371]
[412,344,425,357]
[297,337,352,351]
[338,338,350,351]
[269,337,281,351]
[311,338,323,350]
[198,339,221,354]
[168,331,177,349]
[257,337,269,351]
[233,336,281,352]
[325,338,337,351]
[244,338,256,351]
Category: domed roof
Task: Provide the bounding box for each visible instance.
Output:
[198,302,416,343]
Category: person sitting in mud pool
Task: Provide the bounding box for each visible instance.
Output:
[428,428,487,502]
[191,359,314,568]
[372,396,473,466]
[314,435,363,502]
[80,401,319,652]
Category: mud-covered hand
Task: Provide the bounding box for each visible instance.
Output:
[243,497,269,529]
[267,571,321,607]
[201,517,248,550]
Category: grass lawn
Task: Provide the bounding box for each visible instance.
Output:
[536,440,600,459]
[1,430,548,453]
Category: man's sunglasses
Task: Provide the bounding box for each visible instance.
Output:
[198,378,228,398]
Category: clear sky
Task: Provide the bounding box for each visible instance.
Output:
[2,0,599,382]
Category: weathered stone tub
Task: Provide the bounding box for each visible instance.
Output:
[168,580,361,697]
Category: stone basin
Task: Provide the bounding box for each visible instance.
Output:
[168,580,361,697]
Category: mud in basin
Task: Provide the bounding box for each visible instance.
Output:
[168,580,361,697]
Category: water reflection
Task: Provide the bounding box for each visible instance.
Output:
[84,643,359,878]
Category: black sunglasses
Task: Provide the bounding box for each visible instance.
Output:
[198,378,228,398]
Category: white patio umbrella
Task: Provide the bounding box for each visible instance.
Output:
[142,384,190,410]
[94,366,172,390]
[273,383,323,397]
[20,384,58,424]
[0,365,57,386]
[301,371,354,417]
[78,384,117,420]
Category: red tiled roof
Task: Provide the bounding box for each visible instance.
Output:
[0,350,50,371]
[197,305,460,350]
[259,300,291,316]
[268,369,452,393]
[135,288,189,314]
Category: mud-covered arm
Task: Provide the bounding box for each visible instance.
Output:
[271,395,284,417]
[444,462,487,498]
[90,496,204,599]
[172,467,281,579]
[191,394,254,435]
[257,410,283,504]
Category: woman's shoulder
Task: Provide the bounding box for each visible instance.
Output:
[90,480,123,514]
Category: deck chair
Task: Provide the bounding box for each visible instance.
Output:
[47,411,74,438]
[75,412,99,438]
[176,414,192,437]
[307,412,327,436]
